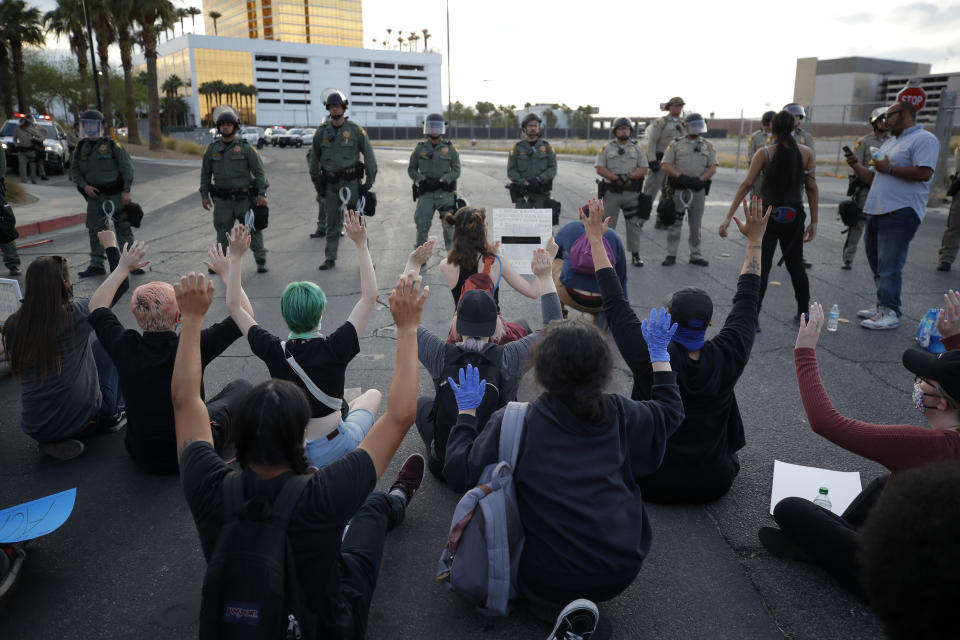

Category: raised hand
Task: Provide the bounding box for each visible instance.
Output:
[580,198,608,241]
[389,270,429,331]
[174,272,215,320]
[795,303,824,350]
[227,224,251,261]
[936,289,960,339]
[119,240,150,273]
[446,364,486,412]
[531,247,552,279]
[407,239,435,268]
[544,236,559,260]
[344,209,366,246]
[641,307,678,363]
[732,196,771,243]
[203,242,229,277]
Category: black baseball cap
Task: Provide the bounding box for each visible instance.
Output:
[456,289,498,338]
[902,348,960,405]
[668,288,713,330]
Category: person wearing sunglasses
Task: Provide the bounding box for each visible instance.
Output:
[845,100,940,330]
[759,290,960,597]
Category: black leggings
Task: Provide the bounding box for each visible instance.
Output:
[758,206,810,316]
[772,474,887,597]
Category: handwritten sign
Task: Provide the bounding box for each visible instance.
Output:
[0,277,22,328]
[770,460,862,516]
[0,488,77,543]
[491,208,553,275]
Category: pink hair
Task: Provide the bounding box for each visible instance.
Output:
[131,281,179,332]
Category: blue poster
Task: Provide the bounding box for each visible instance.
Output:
[0,488,77,543]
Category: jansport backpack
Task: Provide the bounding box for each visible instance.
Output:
[199,472,316,640]
[430,343,505,465]
[437,401,528,616]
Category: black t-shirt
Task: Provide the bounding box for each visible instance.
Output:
[247,322,360,418]
[180,442,377,637]
[88,309,242,474]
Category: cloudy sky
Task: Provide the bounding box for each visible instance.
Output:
[32,0,960,118]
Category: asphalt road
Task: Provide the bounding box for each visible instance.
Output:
[2,143,955,639]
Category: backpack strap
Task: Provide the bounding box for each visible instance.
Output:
[479,254,503,294]
[222,471,246,522]
[269,473,313,529]
[280,341,343,411]
[497,401,528,468]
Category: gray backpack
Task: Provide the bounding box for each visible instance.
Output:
[436,401,527,616]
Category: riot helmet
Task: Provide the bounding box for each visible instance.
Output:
[323,89,349,111]
[424,112,446,137]
[783,103,806,120]
[870,107,887,125]
[212,105,240,136]
[683,113,708,136]
[521,112,541,137]
[613,117,633,140]
[79,109,104,139]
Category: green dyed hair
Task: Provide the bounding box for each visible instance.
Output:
[280,281,326,333]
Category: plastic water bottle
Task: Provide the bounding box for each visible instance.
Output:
[917,308,939,348]
[827,304,840,332]
[869,146,884,164]
[813,487,832,510]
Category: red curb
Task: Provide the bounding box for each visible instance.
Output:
[15,212,86,239]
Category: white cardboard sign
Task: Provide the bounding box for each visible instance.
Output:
[0,277,22,328]
[491,208,553,276]
[770,459,863,516]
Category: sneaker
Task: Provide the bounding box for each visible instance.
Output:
[256,261,269,274]
[389,454,425,506]
[39,439,85,460]
[318,259,336,271]
[101,410,127,433]
[309,229,326,238]
[861,307,899,330]
[938,261,951,272]
[690,257,709,267]
[661,255,676,266]
[841,261,852,270]
[857,306,877,319]
[631,253,643,267]
[547,599,600,640]
[803,258,812,269]
[78,266,106,278]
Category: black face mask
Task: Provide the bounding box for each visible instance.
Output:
[617,135,629,142]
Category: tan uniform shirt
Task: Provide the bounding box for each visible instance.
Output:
[646,115,684,158]
[853,132,888,168]
[748,130,767,160]
[595,139,648,175]
[662,137,718,177]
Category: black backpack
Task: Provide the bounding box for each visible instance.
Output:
[430,343,505,464]
[199,471,316,640]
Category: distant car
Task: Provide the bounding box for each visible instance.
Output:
[240,126,264,148]
[0,115,72,174]
[299,128,316,146]
[635,122,648,136]
[277,128,306,148]
[263,126,286,146]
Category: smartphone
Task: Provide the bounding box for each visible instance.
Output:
[842,145,853,156]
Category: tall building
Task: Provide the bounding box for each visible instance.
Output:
[203,0,363,47]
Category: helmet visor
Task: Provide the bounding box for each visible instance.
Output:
[424,119,445,136]
[686,119,707,135]
[80,118,102,139]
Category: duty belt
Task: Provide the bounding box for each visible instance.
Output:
[210,185,252,200]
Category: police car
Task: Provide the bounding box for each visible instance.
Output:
[0,114,72,173]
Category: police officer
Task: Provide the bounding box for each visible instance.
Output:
[70,110,137,278]
[842,107,889,270]
[643,97,685,217]
[595,117,649,266]
[507,112,557,209]
[408,112,460,248]
[308,89,377,270]
[937,144,960,272]
[13,115,44,184]
[660,113,718,266]
[200,106,270,273]
[0,145,21,276]
[783,103,815,154]
[748,111,776,197]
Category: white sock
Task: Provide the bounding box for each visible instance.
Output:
[389,488,409,504]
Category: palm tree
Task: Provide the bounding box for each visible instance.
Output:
[88,0,117,130]
[187,6,201,32]
[133,0,176,150]
[422,28,431,51]
[385,28,392,48]
[408,32,419,52]
[397,35,404,51]
[175,7,188,37]
[111,0,142,144]
[0,33,12,117]
[43,0,90,113]
[1,0,44,113]
[208,10,221,36]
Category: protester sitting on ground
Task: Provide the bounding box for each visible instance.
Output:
[582,197,769,503]
[442,312,684,635]
[719,110,817,329]
[552,215,627,325]
[413,245,562,479]
[1,238,128,460]
[86,233,251,474]
[173,269,428,640]
[224,215,380,468]
[859,460,960,640]
[760,292,960,597]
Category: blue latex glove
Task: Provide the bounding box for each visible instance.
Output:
[641,307,678,363]
[447,364,487,412]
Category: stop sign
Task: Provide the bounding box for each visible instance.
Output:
[897,85,927,112]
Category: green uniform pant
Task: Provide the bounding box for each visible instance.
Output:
[415,190,456,248]
[213,197,266,263]
[666,189,706,260]
[843,188,870,265]
[319,179,360,262]
[938,194,960,266]
[86,193,134,269]
[1,241,19,271]
[603,190,644,253]
[513,193,550,210]
[19,150,37,182]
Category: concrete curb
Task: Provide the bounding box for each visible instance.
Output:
[15,212,86,240]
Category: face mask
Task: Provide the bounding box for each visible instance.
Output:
[913,381,930,414]
[617,135,629,142]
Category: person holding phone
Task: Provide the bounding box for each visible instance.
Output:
[841,108,889,270]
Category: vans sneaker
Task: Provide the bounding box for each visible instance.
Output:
[861,307,899,330]
[389,454,425,507]
[547,599,603,640]
[857,306,878,319]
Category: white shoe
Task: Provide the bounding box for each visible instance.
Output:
[857,306,877,319]
[547,599,599,640]
[861,307,899,330]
